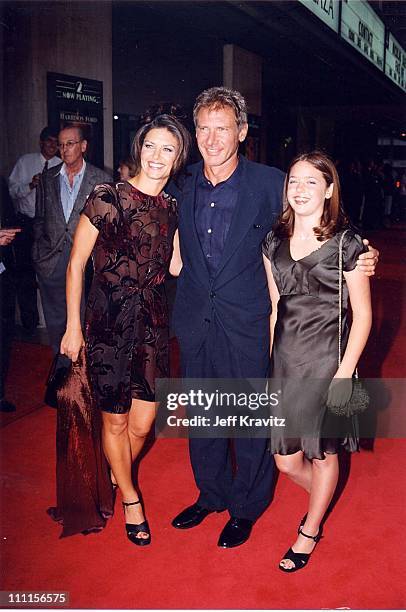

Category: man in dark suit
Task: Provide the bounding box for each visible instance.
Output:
[170,87,378,548]
[33,124,110,361]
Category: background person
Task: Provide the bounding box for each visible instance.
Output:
[59,114,190,544]
[382,163,396,227]
[8,126,60,332]
[362,159,384,230]
[0,220,21,412]
[33,124,110,363]
[340,159,364,227]
[117,156,137,181]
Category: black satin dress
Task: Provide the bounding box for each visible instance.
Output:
[262,229,365,460]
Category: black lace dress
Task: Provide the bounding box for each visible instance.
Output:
[262,229,366,460]
[82,181,177,413]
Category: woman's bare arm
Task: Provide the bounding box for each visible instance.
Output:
[60,215,99,361]
[334,267,372,378]
[169,229,183,277]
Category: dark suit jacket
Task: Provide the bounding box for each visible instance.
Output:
[33,161,111,277]
[170,155,285,362]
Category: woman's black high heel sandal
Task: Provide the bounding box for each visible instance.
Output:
[298,513,307,533]
[122,500,151,546]
[279,525,322,573]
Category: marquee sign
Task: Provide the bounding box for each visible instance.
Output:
[385,32,406,93]
[297,0,340,33]
[341,0,385,71]
[297,0,405,92]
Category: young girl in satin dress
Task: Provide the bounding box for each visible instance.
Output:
[262,151,372,572]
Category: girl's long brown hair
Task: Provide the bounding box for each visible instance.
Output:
[273,150,349,242]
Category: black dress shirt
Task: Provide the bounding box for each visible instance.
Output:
[195,162,241,277]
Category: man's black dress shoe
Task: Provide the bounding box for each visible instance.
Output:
[172,503,217,529]
[217,517,253,548]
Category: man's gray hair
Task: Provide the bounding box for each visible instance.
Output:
[60,123,86,141]
[193,87,248,128]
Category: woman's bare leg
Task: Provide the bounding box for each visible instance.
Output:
[102,411,148,538]
[127,399,158,461]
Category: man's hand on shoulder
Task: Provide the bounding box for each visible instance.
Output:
[356,239,379,277]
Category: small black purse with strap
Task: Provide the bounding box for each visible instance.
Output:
[326,230,370,418]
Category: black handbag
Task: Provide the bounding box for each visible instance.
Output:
[44,354,69,408]
[326,230,370,418]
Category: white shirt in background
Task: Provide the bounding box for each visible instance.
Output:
[8,152,61,218]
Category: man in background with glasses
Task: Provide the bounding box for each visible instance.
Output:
[33,124,110,372]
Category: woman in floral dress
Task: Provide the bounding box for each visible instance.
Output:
[60,115,190,545]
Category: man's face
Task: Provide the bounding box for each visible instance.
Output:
[195,105,248,171]
[58,128,87,168]
[40,136,58,160]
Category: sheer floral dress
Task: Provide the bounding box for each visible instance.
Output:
[82,181,177,413]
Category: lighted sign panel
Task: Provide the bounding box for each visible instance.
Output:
[385,32,406,92]
[341,0,384,71]
[297,0,340,33]
[47,72,104,168]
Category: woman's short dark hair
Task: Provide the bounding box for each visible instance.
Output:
[193,87,248,128]
[131,114,191,178]
[274,150,348,242]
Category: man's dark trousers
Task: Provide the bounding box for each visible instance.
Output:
[181,319,274,522]
[37,243,85,367]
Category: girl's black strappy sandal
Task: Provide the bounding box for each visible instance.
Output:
[279,525,322,573]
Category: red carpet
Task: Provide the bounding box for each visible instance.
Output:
[1,229,405,609]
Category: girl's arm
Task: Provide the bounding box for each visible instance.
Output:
[263,255,280,352]
[169,229,183,277]
[60,215,99,362]
[334,267,372,378]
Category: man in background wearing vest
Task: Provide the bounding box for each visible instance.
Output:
[33,124,110,365]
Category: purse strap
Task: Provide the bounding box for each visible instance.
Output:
[337,230,347,367]
[338,229,359,379]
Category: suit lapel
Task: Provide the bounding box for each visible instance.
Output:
[49,167,65,223]
[214,157,260,278]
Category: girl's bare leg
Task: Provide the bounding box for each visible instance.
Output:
[279,453,339,569]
